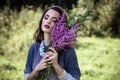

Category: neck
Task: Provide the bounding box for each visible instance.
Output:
[44,33,50,46]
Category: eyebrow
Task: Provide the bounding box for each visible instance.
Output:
[45,14,59,19]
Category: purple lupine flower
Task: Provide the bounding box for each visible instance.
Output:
[50,13,81,51]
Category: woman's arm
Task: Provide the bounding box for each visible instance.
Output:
[62,48,80,80]
[27,54,52,80]
[24,43,52,80]
[53,64,79,80]
[24,43,40,80]
[58,69,79,80]
[24,43,35,80]
[27,69,39,80]
[46,47,80,80]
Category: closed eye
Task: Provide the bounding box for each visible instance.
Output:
[44,15,49,20]
[52,18,58,23]
[44,14,59,23]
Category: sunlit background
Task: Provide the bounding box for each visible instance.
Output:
[0,0,120,80]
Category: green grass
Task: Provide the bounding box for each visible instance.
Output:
[76,37,120,80]
[0,37,120,80]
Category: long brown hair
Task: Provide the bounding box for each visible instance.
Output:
[33,6,66,43]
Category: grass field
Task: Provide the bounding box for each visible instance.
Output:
[0,37,120,80]
[76,37,120,80]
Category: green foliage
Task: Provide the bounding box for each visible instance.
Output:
[0,0,120,80]
[69,0,120,37]
[0,8,41,80]
[67,9,93,26]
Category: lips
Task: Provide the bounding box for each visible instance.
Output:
[44,25,50,28]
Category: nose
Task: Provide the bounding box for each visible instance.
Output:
[47,19,51,24]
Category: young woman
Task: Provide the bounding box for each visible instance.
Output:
[24,6,81,80]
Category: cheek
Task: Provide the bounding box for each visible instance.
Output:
[41,23,44,30]
[42,20,45,26]
[51,22,56,28]
[41,20,45,29]
[50,23,55,31]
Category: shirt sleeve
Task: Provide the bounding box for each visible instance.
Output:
[63,48,81,80]
[58,69,78,80]
[24,74,29,80]
[24,43,35,74]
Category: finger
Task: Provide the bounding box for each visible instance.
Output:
[42,63,47,66]
[46,52,54,57]
[42,65,47,69]
[47,51,54,56]
[39,60,46,65]
[48,61,53,64]
[46,57,56,64]
[46,57,53,61]
[42,54,50,60]
[48,47,57,54]
[46,52,53,55]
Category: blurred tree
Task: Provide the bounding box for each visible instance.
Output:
[0,0,79,11]
[84,0,120,36]
[0,0,6,9]
[93,0,100,5]
[0,0,120,37]
[110,2,120,36]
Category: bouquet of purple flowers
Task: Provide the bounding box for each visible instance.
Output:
[50,13,81,51]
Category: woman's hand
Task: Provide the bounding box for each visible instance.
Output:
[46,47,59,67]
[28,54,51,80]
[34,54,50,72]
[46,47,64,76]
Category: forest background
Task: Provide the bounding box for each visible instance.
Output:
[0,0,120,80]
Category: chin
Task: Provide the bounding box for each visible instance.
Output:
[43,30,50,34]
[42,27,48,30]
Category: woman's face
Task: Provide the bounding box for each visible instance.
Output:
[42,9,60,33]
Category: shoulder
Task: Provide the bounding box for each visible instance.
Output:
[27,42,40,56]
[29,42,40,50]
[64,47,76,56]
[30,42,40,48]
[62,47,77,60]
[26,42,41,61]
